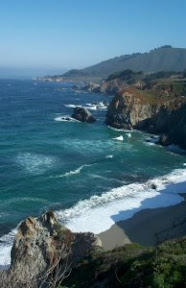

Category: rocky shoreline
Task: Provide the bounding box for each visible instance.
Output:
[105,88,186,149]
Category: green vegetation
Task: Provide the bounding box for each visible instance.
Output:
[60,237,186,288]
[105,69,186,100]
[61,46,186,81]
[107,69,143,83]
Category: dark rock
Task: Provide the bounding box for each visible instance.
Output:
[151,184,157,189]
[72,107,96,123]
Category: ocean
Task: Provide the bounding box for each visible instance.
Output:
[0,79,186,267]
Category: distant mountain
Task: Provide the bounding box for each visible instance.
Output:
[61,46,186,82]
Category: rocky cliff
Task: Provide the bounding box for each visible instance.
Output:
[1,211,101,288]
[99,70,186,95]
[106,87,186,149]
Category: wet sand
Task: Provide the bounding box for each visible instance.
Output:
[99,194,186,250]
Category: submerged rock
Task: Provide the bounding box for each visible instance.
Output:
[71,107,96,123]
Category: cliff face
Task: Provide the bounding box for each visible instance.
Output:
[2,211,101,288]
[100,70,144,95]
[106,88,186,149]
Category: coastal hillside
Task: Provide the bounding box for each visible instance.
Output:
[99,70,186,95]
[51,46,186,82]
[105,74,186,149]
[1,211,186,288]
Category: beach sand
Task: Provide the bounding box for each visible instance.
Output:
[99,194,186,250]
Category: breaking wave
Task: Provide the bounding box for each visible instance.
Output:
[56,168,186,234]
[52,164,94,178]
[1,168,186,268]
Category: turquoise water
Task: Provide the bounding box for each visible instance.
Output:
[0,79,186,265]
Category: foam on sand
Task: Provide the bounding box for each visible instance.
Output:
[1,167,186,268]
[56,168,186,234]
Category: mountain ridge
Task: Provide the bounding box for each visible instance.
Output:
[60,46,186,82]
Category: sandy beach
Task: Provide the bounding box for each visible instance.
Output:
[99,193,186,250]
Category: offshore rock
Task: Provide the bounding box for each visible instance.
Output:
[72,107,96,123]
[3,211,102,288]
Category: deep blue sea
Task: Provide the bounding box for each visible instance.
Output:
[0,79,186,266]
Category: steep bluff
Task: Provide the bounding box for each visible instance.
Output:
[106,88,186,149]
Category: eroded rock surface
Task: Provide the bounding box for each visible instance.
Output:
[106,88,186,149]
[2,211,101,288]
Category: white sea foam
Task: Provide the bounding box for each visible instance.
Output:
[0,228,17,268]
[1,168,186,268]
[145,136,160,145]
[105,155,114,159]
[145,141,155,146]
[56,168,186,234]
[83,105,97,111]
[53,164,92,178]
[113,135,124,141]
[64,102,107,111]
[16,152,55,175]
[184,163,186,166]
[108,126,133,133]
[54,115,80,122]
[64,104,77,108]
[126,133,132,138]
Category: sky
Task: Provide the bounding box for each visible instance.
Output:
[0,0,186,77]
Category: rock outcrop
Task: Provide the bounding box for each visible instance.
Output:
[100,70,145,95]
[71,107,96,123]
[81,82,101,93]
[106,88,186,149]
[2,211,101,288]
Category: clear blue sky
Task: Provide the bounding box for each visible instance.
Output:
[0,0,186,76]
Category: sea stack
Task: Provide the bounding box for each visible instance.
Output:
[72,107,96,123]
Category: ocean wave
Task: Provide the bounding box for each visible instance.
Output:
[52,164,94,178]
[54,115,80,122]
[113,135,124,141]
[56,168,186,234]
[126,133,132,138]
[64,102,107,111]
[64,104,77,108]
[16,152,55,175]
[1,167,186,267]
[105,155,114,159]
[83,105,97,111]
[0,228,17,268]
